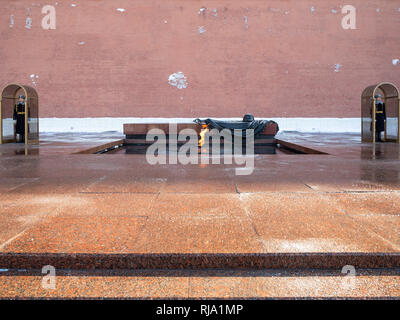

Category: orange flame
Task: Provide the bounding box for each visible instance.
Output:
[198,125,209,147]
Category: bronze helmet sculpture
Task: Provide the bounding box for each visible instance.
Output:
[242,114,254,122]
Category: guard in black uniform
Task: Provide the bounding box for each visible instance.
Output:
[13,95,26,143]
[374,94,386,142]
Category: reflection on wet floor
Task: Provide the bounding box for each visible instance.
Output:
[360,143,400,160]
[0,132,399,160]
[0,132,124,156]
[113,145,280,155]
[13,148,39,156]
[0,143,39,156]
[277,132,400,159]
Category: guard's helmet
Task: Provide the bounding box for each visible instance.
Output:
[243,114,254,122]
[18,95,26,100]
[374,94,382,99]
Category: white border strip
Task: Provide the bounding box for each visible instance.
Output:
[38,118,361,133]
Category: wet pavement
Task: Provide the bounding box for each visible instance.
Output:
[0,131,399,298]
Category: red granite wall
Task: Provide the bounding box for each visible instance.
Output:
[0,0,399,118]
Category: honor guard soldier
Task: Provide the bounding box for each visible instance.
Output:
[13,95,26,143]
[374,94,386,142]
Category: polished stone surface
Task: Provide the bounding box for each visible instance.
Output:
[0,132,399,298]
[0,269,398,299]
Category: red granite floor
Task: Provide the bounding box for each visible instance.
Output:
[0,132,399,298]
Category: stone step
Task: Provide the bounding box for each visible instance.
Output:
[0,268,398,299]
[1,253,399,270]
